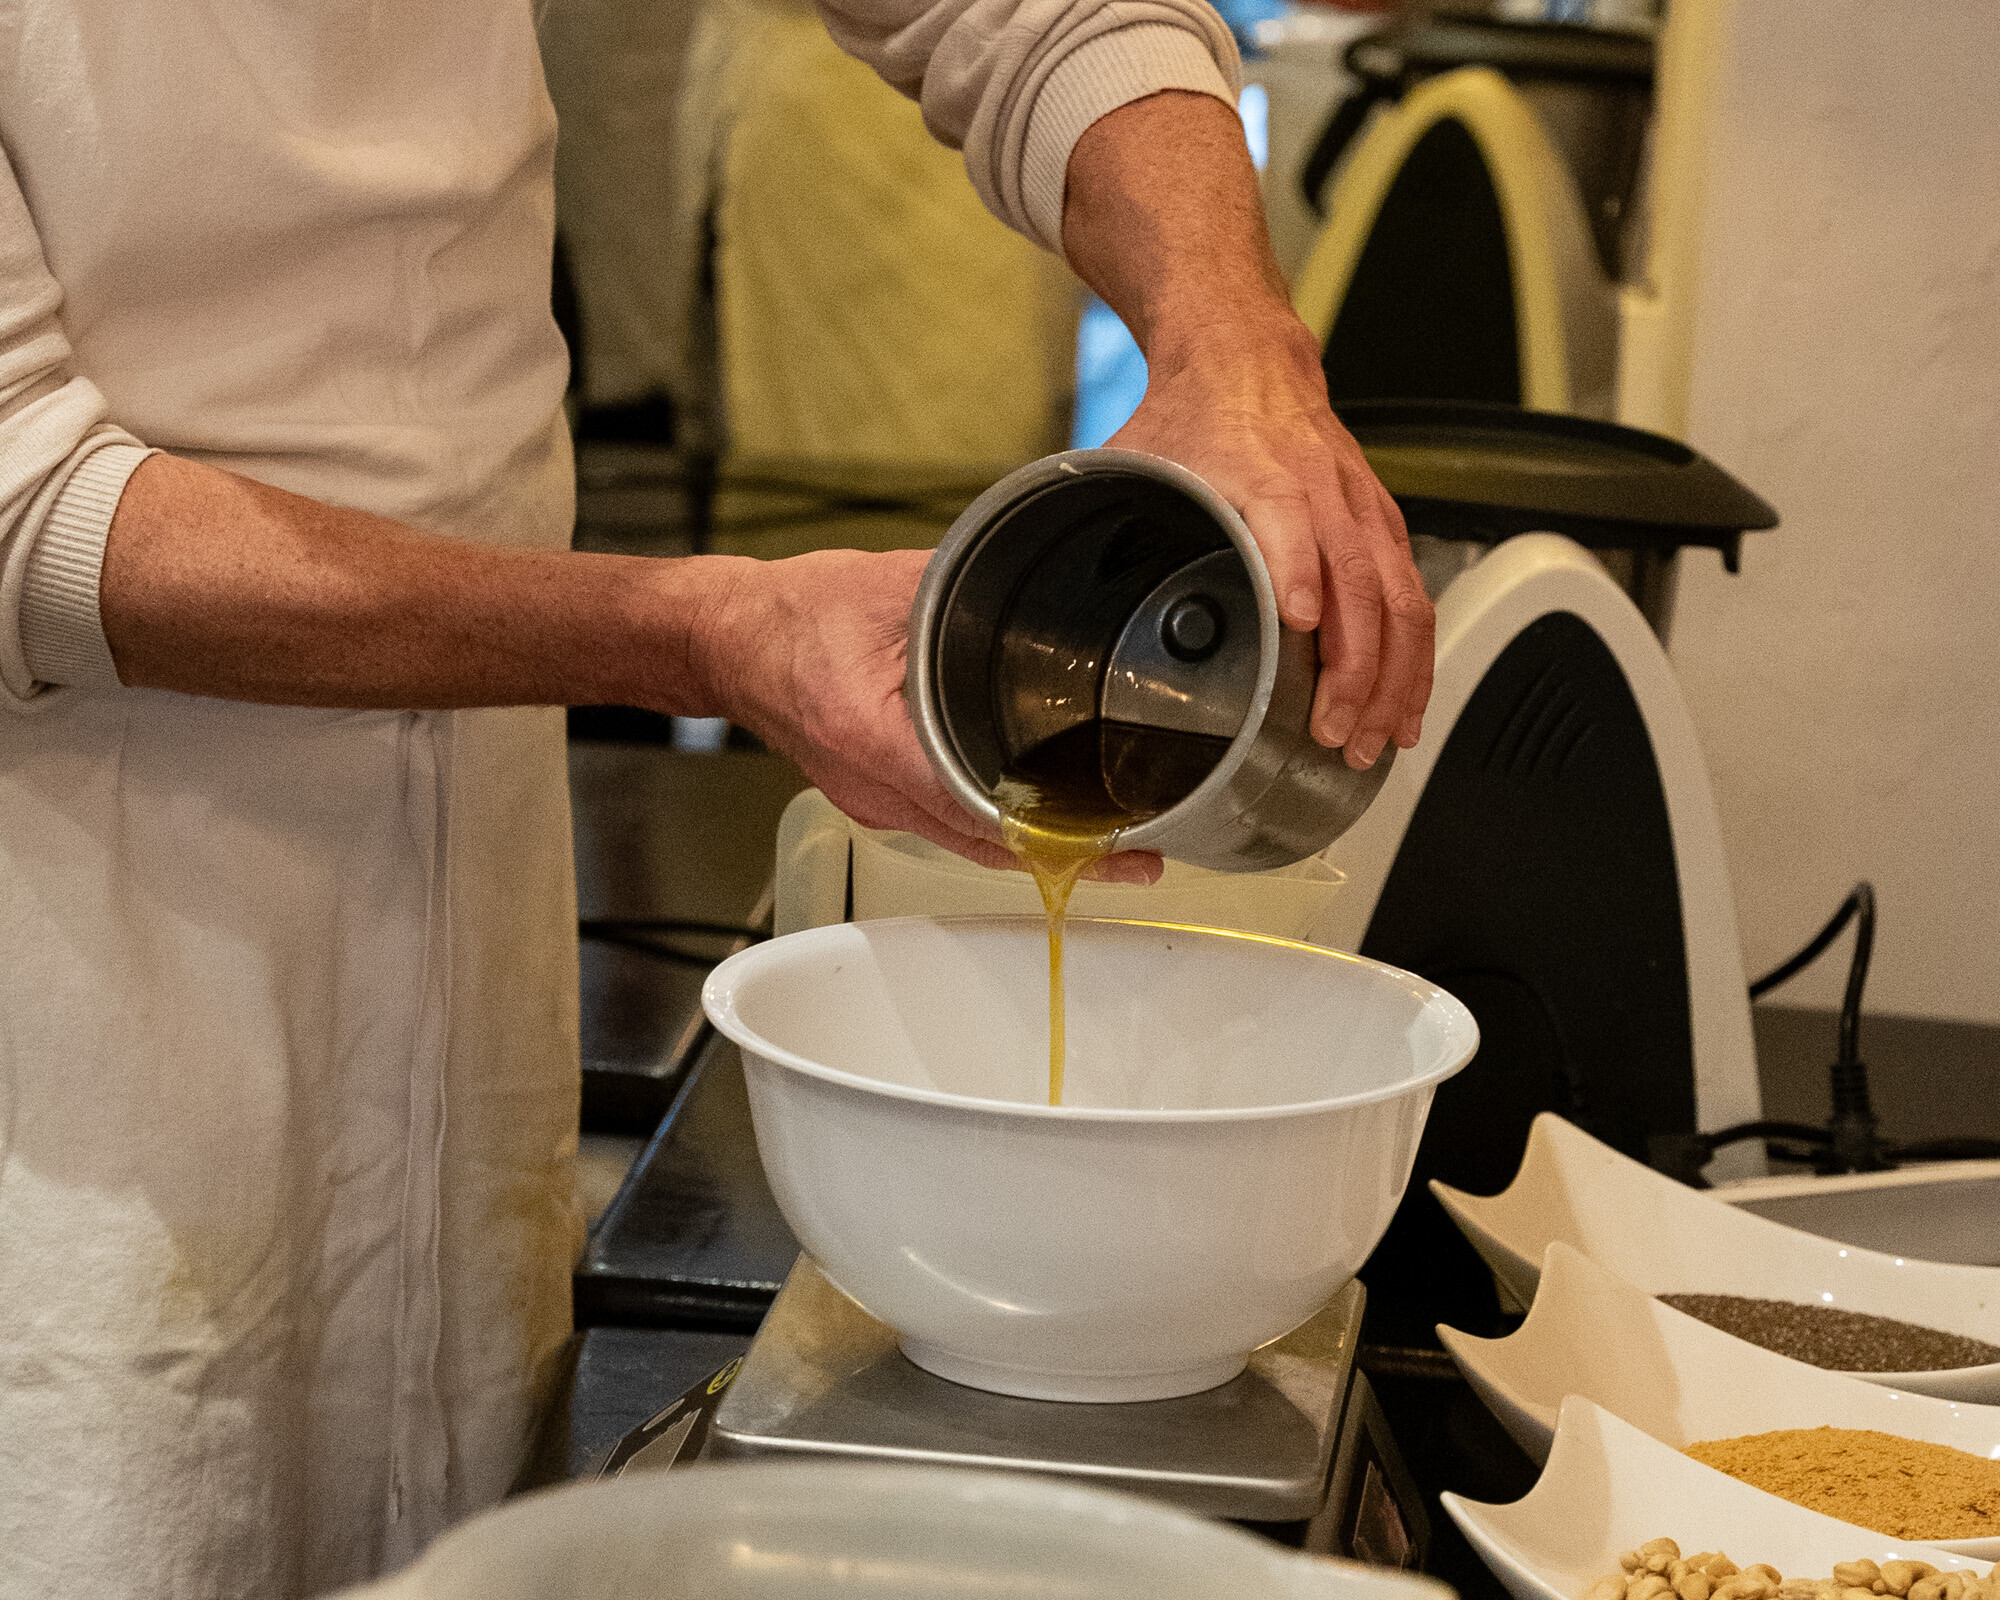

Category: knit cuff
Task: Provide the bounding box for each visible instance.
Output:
[1019,22,1241,252]
[19,442,153,688]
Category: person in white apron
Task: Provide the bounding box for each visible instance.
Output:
[0,3,1432,1597]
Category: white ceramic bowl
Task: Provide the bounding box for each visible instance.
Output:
[336,1460,1458,1600]
[1443,1397,1993,1600]
[703,915,1478,1402]
[1441,1243,2000,1558]
[1433,1114,2000,1402]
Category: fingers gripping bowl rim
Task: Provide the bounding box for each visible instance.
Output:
[905,448,1394,873]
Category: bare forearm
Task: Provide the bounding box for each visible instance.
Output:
[99,452,745,715]
[1061,90,1310,376]
[1059,90,1433,766]
[87,451,1070,872]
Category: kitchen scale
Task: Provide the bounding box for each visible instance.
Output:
[700,1256,1427,1562]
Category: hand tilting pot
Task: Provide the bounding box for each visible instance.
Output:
[906,449,1392,872]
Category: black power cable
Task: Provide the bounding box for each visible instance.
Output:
[1686,883,1885,1176]
[1657,882,2000,1183]
[1757,884,1884,1172]
[1746,884,1872,1003]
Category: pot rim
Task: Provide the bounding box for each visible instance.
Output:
[701,914,1480,1125]
[906,449,1285,852]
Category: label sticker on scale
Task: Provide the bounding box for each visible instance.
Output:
[593,1358,743,1480]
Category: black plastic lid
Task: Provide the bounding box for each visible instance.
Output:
[1337,399,1778,570]
[1350,16,1654,88]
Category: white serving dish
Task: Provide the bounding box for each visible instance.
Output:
[1442,1397,1994,1600]
[1440,1242,2000,1557]
[337,1461,1455,1600]
[1433,1114,2000,1402]
[703,914,1477,1403]
[1718,1162,2000,1269]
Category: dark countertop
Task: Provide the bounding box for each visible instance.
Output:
[534,734,805,1501]
[564,734,805,1329]
[574,1031,799,1331]
[569,742,807,1135]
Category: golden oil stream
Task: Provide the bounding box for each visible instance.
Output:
[995,808,1116,1107]
[993,719,1230,1105]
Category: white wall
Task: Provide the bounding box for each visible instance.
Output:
[1667,0,2000,1023]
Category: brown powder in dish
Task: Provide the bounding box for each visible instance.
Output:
[1685,1426,2000,1541]
[1660,1294,2000,1373]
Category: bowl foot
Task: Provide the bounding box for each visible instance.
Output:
[898,1339,1247,1403]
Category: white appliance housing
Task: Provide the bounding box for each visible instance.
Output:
[1319,533,1762,1339]
[1320,533,1760,1139]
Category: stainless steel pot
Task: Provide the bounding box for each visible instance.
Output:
[906,449,1393,872]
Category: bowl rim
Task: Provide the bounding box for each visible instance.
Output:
[701,913,1480,1124]
[903,449,1287,854]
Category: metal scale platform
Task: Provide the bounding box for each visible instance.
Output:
[705,1257,1424,1561]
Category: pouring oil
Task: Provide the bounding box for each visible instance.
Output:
[994,719,1231,1105]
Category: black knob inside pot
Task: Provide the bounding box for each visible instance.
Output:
[1161,596,1225,663]
[928,470,1257,815]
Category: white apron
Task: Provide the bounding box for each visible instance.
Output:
[0,5,584,1596]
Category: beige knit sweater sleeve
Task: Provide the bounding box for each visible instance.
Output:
[811,0,1242,250]
[0,145,149,710]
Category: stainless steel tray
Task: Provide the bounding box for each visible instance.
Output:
[707,1256,1366,1522]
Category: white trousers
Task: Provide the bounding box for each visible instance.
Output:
[0,690,582,1598]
